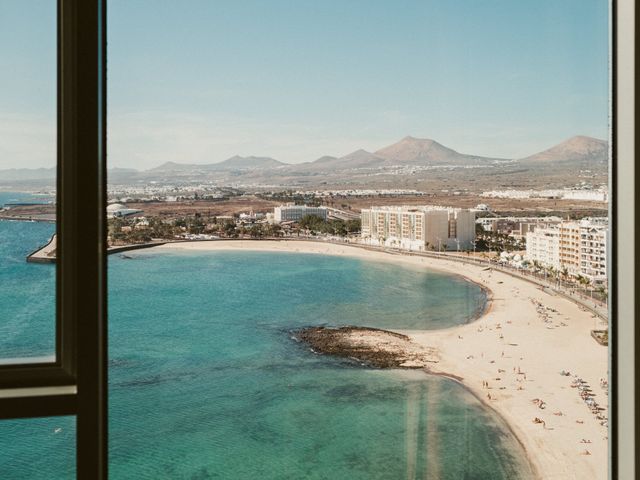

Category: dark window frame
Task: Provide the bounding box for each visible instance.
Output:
[0,0,107,478]
[0,1,636,479]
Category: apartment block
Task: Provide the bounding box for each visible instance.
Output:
[525,218,608,284]
[361,206,475,251]
[525,226,561,270]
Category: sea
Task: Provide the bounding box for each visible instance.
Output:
[0,192,534,479]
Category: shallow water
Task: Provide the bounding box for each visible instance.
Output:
[0,221,534,479]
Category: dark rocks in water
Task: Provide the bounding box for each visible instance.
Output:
[294,326,436,369]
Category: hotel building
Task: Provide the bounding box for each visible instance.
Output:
[360,206,475,251]
[526,218,608,284]
[525,226,561,270]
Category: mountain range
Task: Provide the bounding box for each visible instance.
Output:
[150,156,285,173]
[0,135,608,186]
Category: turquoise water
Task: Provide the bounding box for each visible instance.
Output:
[0,219,56,360]
[0,220,534,479]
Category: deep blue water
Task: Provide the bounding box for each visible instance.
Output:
[0,218,534,479]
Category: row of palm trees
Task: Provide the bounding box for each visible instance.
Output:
[529,260,607,302]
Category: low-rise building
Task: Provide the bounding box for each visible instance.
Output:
[106,203,143,218]
[274,204,328,223]
[477,216,562,237]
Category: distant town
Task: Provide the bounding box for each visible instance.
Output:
[3,183,609,304]
[0,134,610,300]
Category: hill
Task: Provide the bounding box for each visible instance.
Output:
[519,136,608,168]
[375,136,505,166]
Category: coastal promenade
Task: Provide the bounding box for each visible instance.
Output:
[158,240,608,480]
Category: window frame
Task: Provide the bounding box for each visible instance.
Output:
[612,1,638,478]
[0,1,635,479]
[0,0,107,478]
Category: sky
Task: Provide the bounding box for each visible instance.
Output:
[0,0,610,170]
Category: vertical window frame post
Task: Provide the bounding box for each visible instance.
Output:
[0,0,108,478]
[59,0,108,477]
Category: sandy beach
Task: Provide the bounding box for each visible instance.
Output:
[157,240,609,480]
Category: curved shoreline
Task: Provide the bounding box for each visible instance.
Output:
[432,369,540,479]
[295,325,536,477]
[149,239,608,480]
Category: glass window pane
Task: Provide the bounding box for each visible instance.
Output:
[107,1,610,478]
[0,1,57,363]
[0,416,75,480]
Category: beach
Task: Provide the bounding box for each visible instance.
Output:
[159,239,609,480]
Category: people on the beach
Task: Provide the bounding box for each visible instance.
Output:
[532,417,546,428]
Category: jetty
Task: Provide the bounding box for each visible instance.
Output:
[26,235,170,263]
[26,234,57,264]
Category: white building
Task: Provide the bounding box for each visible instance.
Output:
[106,203,143,218]
[239,211,266,221]
[526,218,608,284]
[525,226,561,270]
[579,222,608,284]
[360,206,475,251]
[561,190,609,202]
[481,188,608,202]
[273,204,328,223]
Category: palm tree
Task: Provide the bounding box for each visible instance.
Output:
[546,266,556,279]
[532,260,541,274]
[596,285,608,302]
[575,275,591,294]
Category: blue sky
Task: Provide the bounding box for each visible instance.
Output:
[1,0,609,169]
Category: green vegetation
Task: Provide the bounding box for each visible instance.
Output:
[246,223,282,238]
[474,230,523,252]
[298,215,361,236]
[107,210,361,246]
[107,215,220,244]
[257,191,321,206]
